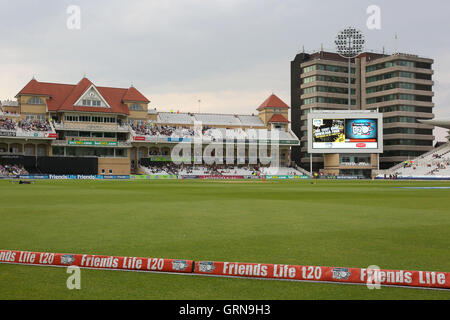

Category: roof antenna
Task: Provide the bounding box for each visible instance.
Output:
[320,43,323,51]
[394,33,398,54]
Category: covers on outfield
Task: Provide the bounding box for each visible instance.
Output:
[1,250,448,290]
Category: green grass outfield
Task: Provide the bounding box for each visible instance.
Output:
[0,179,449,299]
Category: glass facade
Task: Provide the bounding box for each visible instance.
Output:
[365,60,414,72]
[303,75,355,84]
[64,115,117,123]
[303,64,355,74]
[384,139,433,146]
[383,116,417,123]
[383,128,432,135]
[379,105,432,113]
[53,146,127,157]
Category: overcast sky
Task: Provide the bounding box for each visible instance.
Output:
[1,0,449,140]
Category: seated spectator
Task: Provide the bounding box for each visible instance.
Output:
[18,119,51,132]
[0,118,16,131]
[0,164,28,176]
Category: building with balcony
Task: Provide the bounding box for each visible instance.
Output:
[1,77,300,176]
[291,50,435,170]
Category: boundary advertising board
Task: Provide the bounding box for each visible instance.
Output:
[1,250,448,290]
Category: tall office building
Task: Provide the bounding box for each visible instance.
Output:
[291,50,434,170]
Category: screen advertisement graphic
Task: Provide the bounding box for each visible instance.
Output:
[312,118,378,150]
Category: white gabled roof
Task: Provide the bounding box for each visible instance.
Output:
[73,84,112,109]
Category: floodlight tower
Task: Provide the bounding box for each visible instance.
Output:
[335,27,365,110]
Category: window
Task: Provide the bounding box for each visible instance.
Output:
[366,82,415,93]
[380,105,415,113]
[24,145,34,155]
[129,103,143,111]
[37,145,47,156]
[366,60,412,72]
[303,97,316,105]
[398,60,415,68]
[317,75,355,84]
[52,147,64,156]
[302,65,316,73]
[302,87,316,94]
[82,99,101,107]
[384,139,432,146]
[318,97,356,105]
[28,97,44,105]
[323,65,355,74]
[25,114,35,121]
[65,115,80,122]
[273,108,281,114]
[383,116,416,123]
[383,128,432,135]
[399,82,415,90]
[415,84,432,91]
[65,131,78,137]
[366,94,397,104]
[317,86,355,94]
[116,149,126,157]
[398,94,415,101]
[92,132,103,138]
[416,62,432,69]
[415,73,432,80]
[366,72,396,83]
[398,71,414,78]
[303,76,316,84]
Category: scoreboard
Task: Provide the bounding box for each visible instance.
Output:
[307,111,383,154]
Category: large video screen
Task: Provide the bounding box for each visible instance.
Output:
[311,118,378,150]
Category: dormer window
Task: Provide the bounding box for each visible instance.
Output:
[82,99,101,107]
[74,85,110,108]
[28,97,44,105]
[129,103,143,111]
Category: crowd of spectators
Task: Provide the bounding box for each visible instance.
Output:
[131,123,252,140]
[0,118,16,131]
[383,174,399,179]
[0,110,19,116]
[18,119,52,132]
[427,161,449,175]
[432,153,446,159]
[132,123,195,137]
[0,164,28,176]
[144,163,181,175]
[142,163,261,176]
